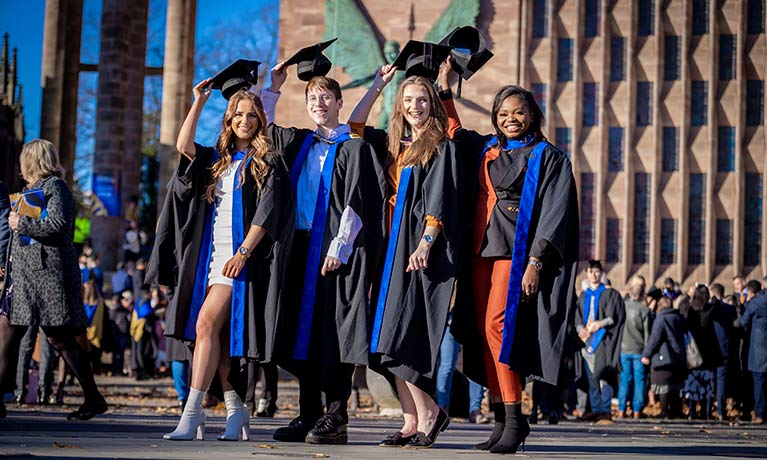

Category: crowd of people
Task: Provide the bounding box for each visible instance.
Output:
[1,28,766,455]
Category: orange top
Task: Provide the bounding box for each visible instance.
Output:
[349,122,442,231]
[442,97,496,254]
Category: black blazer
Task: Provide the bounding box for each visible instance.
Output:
[642,308,687,370]
[0,181,10,270]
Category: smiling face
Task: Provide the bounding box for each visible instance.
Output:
[230,99,259,141]
[587,266,603,286]
[306,87,342,128]
[496,95,532,140]
[401,83,431,131]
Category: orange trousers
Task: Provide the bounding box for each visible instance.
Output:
[472,257,523,403]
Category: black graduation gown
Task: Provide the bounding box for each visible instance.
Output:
[574,287,626,386]
[361,127,462,391]
[267,124,386,367]
[145,144,294,362]
[449,127,580,387]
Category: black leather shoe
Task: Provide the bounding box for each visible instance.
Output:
[305,413,348,445]
[273,415,319,442]
[66,400,108,421]
[378,431,416,447]
[404,409,450,449]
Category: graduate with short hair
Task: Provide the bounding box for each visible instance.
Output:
[261,41,386,445]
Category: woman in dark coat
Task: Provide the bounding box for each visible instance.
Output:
[438,61,579,453]
[680,285,722,418]
[642,297,688,418]
[348,67,460,448]
[148,80,293,441]
[1,139,107,420]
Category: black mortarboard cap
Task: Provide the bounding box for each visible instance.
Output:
[211,59,261,100]
[284,38,337,81]
[439,26,494,80]
[391,40,454,81]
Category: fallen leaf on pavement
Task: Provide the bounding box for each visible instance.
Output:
[53,441,82,449]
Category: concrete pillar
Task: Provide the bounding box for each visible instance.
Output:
[91,0,148,269]
[39,0,82,184]
[158,0,197,212]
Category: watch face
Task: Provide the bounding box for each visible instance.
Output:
[238,247,247,255]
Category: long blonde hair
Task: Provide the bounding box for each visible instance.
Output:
[205,90,273,203]
[20,139,65,184]
[387,76,447,167]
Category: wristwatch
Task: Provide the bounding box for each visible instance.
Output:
[237,246,250,257]
[528,259,543,271]
[422,234,433,245]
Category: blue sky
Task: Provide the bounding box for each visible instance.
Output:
[0,0,279,140]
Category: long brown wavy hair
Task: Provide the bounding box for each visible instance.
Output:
[387,76,447,167]
[205,90,273,203]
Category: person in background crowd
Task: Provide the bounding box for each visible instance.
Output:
[575,260,626,423]
[130,289,157,381]
[617,275,650,419]
[0,180,13,417]
[0,181,9,278]
[642,296,687,419]
[245,361,279,417]
[108,293,131,377]
[83,278,106,373]
[662,278,679,300]
[122,220,141,263]
[709,283,738,420]
[132,258,146,303]
[166,335,192,411]
[111,261,132,297]
[734,275,747,306]
[680,285,722,419]
[2,139,107,420]
[740,280,766,424]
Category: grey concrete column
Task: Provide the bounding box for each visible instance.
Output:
[158,0,197,212]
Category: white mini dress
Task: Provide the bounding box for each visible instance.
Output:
[207,159,242,287]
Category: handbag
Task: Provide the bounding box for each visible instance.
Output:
[685,331,703,369]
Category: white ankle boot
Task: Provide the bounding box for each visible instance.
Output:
[164,388,206,440]
[217,390,250,441]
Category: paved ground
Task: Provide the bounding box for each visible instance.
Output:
[1,376,766,459]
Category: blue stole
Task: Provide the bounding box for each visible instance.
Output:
[186,150,251,356]
[84,303,98,325]
[496,137,549,365]
[290,132,352,360]
[370,166,414,353]
[583,284,607,354]
[135,299,153,320]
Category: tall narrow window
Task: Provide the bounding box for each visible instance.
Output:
[608,127,624,172]
[580,173,596,261]
[719,35,736,81]
[691,81,708,126]
[638,0,655,36]
[662,127,679,172]
[633,173,651,264]
[532,83,547,116]
[556,127,572,159]
[558,38,574,82]
[585,0,600,38]
[532,0,548,38]
[636,82,653,126]
[583,82,598,126]
[693,0,709,35]
[606,219,621,263]
[717,127,735,172]
[688,174,706,265]
[611,37,625,82]
[716,219,733,265]
[660,219,676,264]
[748,0,765,34]
[664,36,680,81]
[745,173,763,266]
[747,80,765,126]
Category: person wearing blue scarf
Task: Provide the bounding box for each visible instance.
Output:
[148,80,294,442]
[439,63,580,454]
[574,260,625,422]
[260,63,385,445]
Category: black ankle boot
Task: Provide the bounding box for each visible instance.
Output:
[489,403,530,454]
[475,402,505,450]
